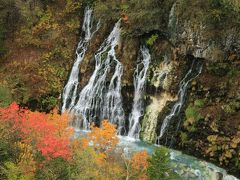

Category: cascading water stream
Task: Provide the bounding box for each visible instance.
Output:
[153,55,171,89]
[61,7,99,113]
[71,20,125,132]
[168,2,177,30]
[158,60,203,141]
[103,59,125,133]
[127,46,150,139]
[168,2,178,44]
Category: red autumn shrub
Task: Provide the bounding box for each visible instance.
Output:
[0,102,72,160]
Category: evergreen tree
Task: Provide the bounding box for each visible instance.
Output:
[147,147,180,180]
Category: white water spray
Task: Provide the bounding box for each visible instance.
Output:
[71,20,125,132]
[128,46,150,139]
[61,7,99,113]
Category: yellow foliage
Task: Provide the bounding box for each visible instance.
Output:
[207,135,218,143]
[206,130,240,165]
[48,109,73,138]
[65,0,82,14]
[232,137,240,144]
[16,142,36,178]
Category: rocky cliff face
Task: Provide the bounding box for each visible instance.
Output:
[76,0,240,176]
[0,0,239,177]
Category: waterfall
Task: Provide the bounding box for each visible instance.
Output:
[152,56,171,89]
[158,60,203,140]
[127,46,151,139]
[71,20,125,133]
[168,2,177,29]
[168,2,178,44]
[102,59,125,133]
[61,7,99,113]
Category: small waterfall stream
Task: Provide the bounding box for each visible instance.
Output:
[71,20,125,132]
[127,46,150,139]
[158,60,203,141]
[152,55,171,89]
[61,7,99,113]
[102,59,125,133]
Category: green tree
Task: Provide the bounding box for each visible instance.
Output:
[0,24,6,57]
[0,86,12,107]
[147,147,180,180]
[0,123,19,164]
[35,158,70,180]
[1,162,26,180]
[70,147,100,179]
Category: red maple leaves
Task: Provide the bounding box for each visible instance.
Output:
[0,102,72,160]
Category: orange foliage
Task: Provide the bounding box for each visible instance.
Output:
[130,151,149,171]
[48,109,74,138]
[81,120,119,155]
[0,102,23,130]
[121,13,129,24]
[77,120,119,167]
[71,120,125,179]
[0,102,72,160]
[130,151,149,180]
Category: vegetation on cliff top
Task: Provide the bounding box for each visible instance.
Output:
[0,0,84,110]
